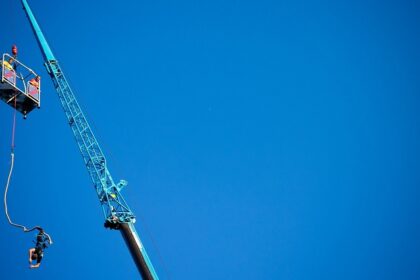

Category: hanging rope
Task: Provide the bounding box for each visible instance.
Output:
[3,97,53,244]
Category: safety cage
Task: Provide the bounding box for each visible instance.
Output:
[0,53,41,117]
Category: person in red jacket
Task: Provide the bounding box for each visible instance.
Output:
[10,44,18,70]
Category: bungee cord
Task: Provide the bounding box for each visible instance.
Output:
[3,97,53,244]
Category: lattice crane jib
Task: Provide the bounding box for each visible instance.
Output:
[21,1,159,279]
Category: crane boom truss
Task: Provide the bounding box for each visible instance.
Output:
[21,1,159,279]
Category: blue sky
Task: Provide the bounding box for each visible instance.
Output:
[1,0,419,279]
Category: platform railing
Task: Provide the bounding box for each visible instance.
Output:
[1,53,41,103]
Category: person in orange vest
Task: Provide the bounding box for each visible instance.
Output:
[29,75,40,89]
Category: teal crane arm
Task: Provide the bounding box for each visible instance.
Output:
[21,1,159,279]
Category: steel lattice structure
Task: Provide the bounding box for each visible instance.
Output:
[21,1,159,279]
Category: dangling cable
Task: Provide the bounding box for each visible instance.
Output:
[3,98,53,244]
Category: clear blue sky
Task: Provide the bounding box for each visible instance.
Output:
[1,0,419,279]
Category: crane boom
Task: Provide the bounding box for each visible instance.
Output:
[21,1,159,279]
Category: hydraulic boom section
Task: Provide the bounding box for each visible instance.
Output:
[21,1,159,279]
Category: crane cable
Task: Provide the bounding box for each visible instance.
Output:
[3,97,53,244]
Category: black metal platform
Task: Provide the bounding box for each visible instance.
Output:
[0,80,39,116]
